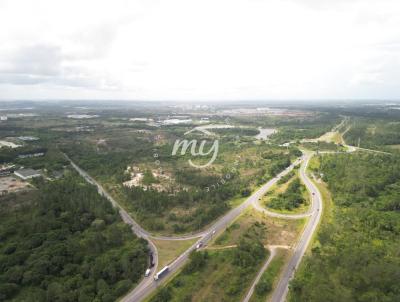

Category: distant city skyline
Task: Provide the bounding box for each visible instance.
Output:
[1,0,400,101]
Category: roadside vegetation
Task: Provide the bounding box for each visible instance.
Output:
[250,249,289,302]
[149,227,268,302]
[290,153,400,301]
[152,238,198,270]
[210,209,304,248]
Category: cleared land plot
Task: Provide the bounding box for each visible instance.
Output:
[0,176,30,194]
[210,208,305,248]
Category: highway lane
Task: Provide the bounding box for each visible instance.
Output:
[266,154,323,302]
[65,152,304,302]
[120,158,304,302]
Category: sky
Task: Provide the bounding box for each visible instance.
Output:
[0,0,400,101]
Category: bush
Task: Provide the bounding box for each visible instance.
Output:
[255,278,272,295]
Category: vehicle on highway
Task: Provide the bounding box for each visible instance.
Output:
[212,230,216,235]
[196,242,203,249]
[149,253,154,267]
[145,268,151,277]
[154,266,169,281]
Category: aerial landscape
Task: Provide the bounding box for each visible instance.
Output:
[1,101,399,302]
[1,0,400,302]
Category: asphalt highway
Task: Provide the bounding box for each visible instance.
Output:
[267,154,323,302]
[66,153,305,302]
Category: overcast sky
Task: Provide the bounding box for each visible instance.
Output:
[1,0,400,101]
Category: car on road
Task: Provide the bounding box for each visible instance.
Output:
[145,268,151,277]
[196,242,203,249]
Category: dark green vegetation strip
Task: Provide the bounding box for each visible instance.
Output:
[290,153,400,302]
[0,174,148,302]
[250,250,288,302]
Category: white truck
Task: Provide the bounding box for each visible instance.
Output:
[154,266,169,281]
[145,268,151,277]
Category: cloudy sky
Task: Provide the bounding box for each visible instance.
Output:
[1,0,400,101]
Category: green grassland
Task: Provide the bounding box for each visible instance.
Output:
[152,238,199,270]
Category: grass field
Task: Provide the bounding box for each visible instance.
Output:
[152,238,199,270]
[316,131,344,144]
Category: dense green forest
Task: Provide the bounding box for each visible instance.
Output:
[290,153,400,301]
[344,118,400,150]
[0,174,148,302]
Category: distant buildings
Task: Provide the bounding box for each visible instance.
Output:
[130,117,154,122]
[18,152,45,159]
[17,136,39,141]
[67,114,99,119]
[161,119,192,125]
[14,168,42,180]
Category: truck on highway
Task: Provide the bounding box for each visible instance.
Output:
[154,266,169,281]
[149,252,155,267]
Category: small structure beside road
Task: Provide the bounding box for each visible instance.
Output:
[14,168,42,180]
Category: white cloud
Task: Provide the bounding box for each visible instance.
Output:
[0,0,399,100]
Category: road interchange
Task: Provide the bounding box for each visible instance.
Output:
[65,152,305,302]
[245,153,323,302]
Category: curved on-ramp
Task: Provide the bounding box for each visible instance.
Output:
[66,153,306,302]
[249,153,323,302]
